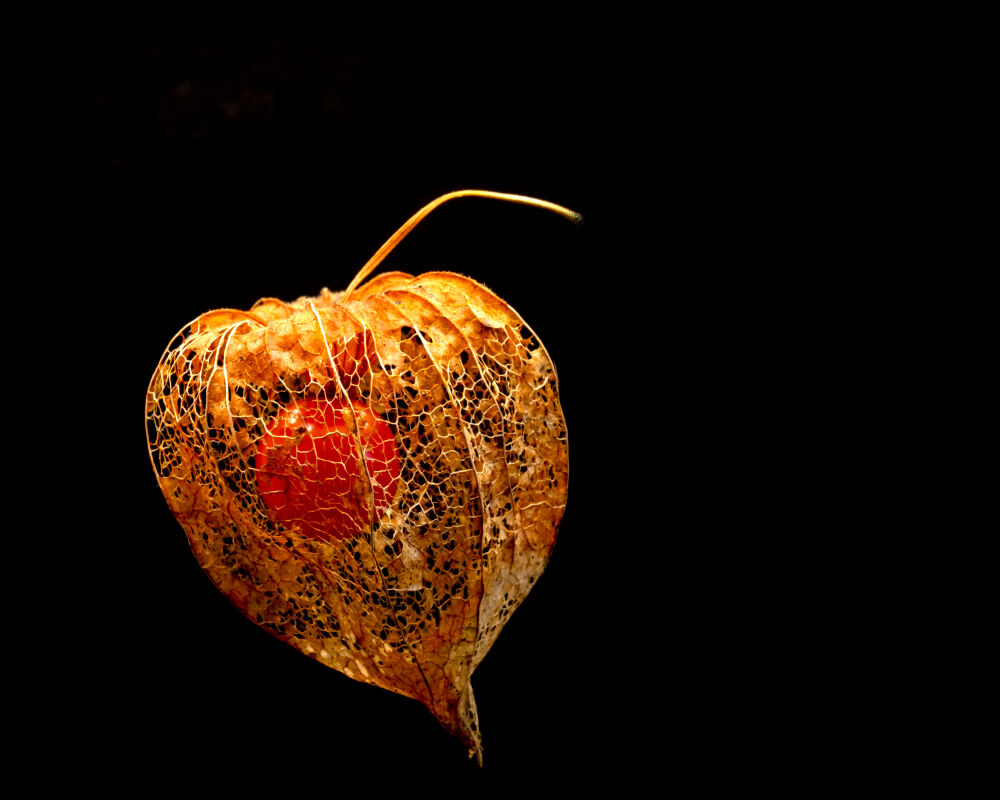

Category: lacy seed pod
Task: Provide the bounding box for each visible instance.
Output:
[145,190,578,764]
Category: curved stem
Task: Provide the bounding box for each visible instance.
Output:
[341,190,581,302]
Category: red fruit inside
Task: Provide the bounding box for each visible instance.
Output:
[254,398,401,541]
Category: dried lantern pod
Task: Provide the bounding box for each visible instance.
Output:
[145,190,578,764]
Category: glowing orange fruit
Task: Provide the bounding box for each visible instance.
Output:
[254,398,401,541]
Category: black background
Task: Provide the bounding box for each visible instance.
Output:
[29,39,816,788]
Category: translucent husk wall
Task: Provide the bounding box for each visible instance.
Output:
[146,268,568,763]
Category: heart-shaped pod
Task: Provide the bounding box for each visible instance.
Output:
[145,192,575,763]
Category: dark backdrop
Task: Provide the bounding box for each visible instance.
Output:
[30,40,812,788]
